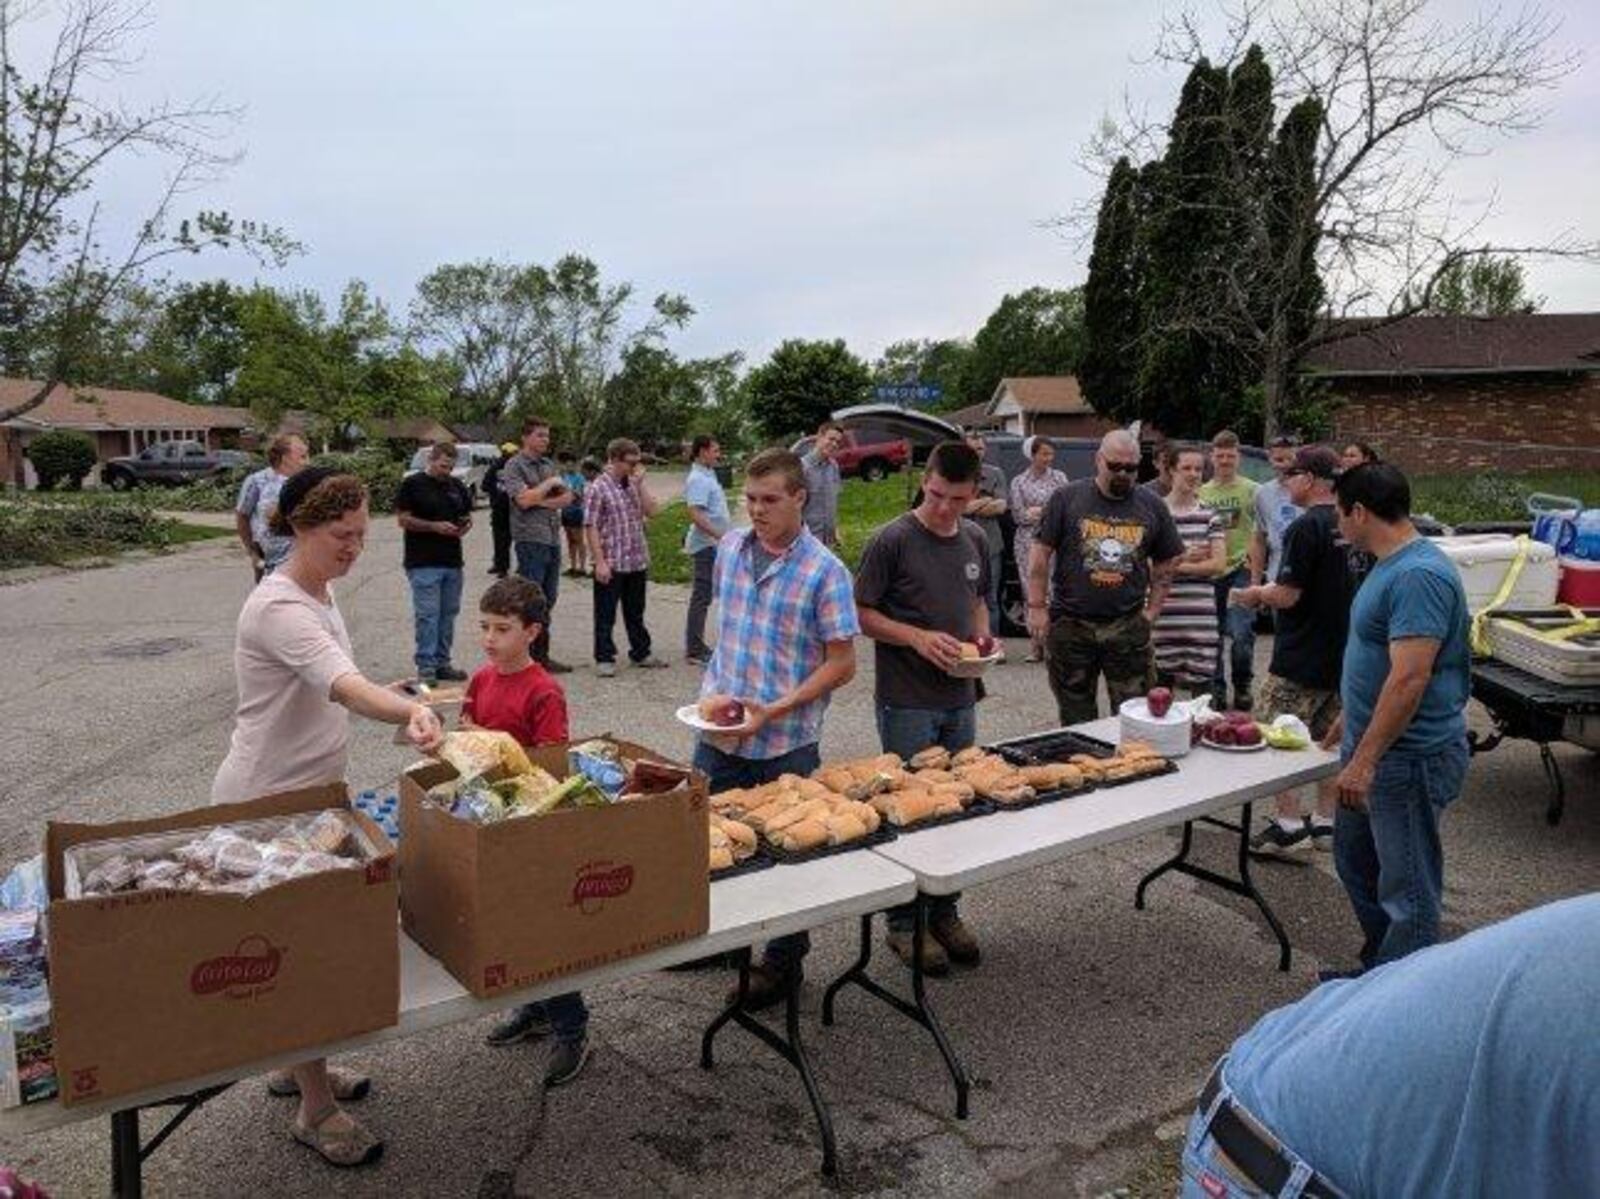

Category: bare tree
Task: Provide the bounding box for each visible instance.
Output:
[1078,0,1597,434]
[0,0,294,423]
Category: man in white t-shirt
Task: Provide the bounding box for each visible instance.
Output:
[1249,436,1305,592]
[234,433,309,581]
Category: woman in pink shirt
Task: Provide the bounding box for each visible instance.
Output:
[213,467,443,1167]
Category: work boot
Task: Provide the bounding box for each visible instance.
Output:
[930,914,981,966]
[434,664,469,683]
[885,929,949,976]
[728,960,800,1012]
[485,1004,552,1047]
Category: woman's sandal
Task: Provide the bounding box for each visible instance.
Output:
[267,1066,371,1102]
[291,1103,384,1168]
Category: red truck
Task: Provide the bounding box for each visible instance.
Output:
[789,430,911,482]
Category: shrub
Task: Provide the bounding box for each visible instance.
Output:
[26,430,98,490]
[312,451,406,513]
[0,493,176,566]
[163,464,256,512]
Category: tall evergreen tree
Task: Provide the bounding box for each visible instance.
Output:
[1080,158,1144,422]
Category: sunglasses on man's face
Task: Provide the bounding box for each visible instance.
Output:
[1105,461,1140,474]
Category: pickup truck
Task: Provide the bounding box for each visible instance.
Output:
[101,440,233,490]
[788,430,911,482]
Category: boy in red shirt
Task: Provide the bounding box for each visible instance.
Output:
[465,578,590,1087]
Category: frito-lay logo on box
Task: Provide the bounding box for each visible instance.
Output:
[365,859,391,885]
[484,963,508,989]
[570,861,634,914]
[70,1067,99,1099]
[190,934,283,998]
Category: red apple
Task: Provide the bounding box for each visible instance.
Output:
[1226,709,1256,727]
[971,634,999,658]
[1235,723,1263,746]
[1208,723,1238,746]
[698,695,747,728]
[1146,687,1173,718]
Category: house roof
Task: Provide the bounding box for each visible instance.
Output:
[364,416,459,443]
[989,376,1093,414]
[1304,313,1600,377]
[943,400,1002,429]
[0,379,252,431]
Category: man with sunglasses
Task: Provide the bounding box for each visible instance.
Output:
[1027,430,1184,725]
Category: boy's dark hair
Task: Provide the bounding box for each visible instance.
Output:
[690,433,718,459]
[816,420,844,437]
[480,576,548,627]
[925,440,981,485]
[1211,429,1240,450]
[745,447,805,493]
[521,417,551,436]
[1335,462,1411,522]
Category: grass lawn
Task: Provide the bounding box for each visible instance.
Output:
[167,522,235,546]
[1411,469,1600,526]
[644,474,917,584]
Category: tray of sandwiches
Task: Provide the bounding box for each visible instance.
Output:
[711,773,898,864]
[708,812,776,881]
[988,730,1177,789]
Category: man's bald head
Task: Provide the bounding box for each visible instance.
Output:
[1096,429,1142,498]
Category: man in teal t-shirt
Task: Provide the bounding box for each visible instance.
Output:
[1324,462,1469,972]
[1197,430,1259,709]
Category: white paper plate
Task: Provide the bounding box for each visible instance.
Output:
[946,652,1002,679]
[1198,737,1268,753]
[675,703,757,736]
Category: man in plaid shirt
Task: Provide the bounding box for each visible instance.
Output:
[584,437,669,676]
[694,447,860,1009]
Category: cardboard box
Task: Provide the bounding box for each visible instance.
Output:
[399,738,709,999]
[45,786,399,1107]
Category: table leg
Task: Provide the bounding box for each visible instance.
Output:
[818,899,971,1119]
[1538,742,1566,826]
[699,949,838,1176]
[110,1109,141,1199]
[1134,803,1292,972]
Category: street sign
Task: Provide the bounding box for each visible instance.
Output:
[874,383,943,406]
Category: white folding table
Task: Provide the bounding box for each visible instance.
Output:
[822,719,1339,1117]
[5,852,917,1194]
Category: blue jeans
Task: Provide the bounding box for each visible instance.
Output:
[1179,1064,1331,1198]
[877,703,976,934]
[1212,564,1256,704]
[1334,739,1469,969]
[406,566,463,674]
[508,991,589,1045]
[514,540,562,661]
[693,740,821,969]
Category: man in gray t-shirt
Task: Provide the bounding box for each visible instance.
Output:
[499,419,574,670]
[801,422,844,546]
[1028,431,1184,725]
[855,441,992,975]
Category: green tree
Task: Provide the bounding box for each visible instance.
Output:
[409,261,551,422]
[745,338,870,439]
[964,287,1085,407]
[1081,158,1147,423]
[1428,254,1541,315]
[145,282,249,405]
[0,2,296,424]
[872,338,973,410]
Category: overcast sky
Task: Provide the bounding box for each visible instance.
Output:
[67,1,1600,365]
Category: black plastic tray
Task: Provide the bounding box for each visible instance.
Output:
[710,850,777,883]
[888,799,997,833]
[988,781,1098,812]
[989,730,1180,789]
[763,822,898,865]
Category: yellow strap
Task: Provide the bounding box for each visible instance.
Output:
[1470,535,1533,656]
[1482,601,1600,650]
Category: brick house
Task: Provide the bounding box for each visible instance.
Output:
[985,376,1120,438]
[0,379,253,488]
[1304,314,1600,473]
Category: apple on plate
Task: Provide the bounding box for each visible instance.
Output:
[970,634,1000,658]
[1207,723,1238,746]
[1234,723,1264,747]
[697,695,747,728]
[1146,686,1173,719]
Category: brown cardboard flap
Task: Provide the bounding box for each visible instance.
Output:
[45,783,351,900]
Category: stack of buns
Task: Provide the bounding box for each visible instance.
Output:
[712,774,884,853]
[708,813,758,872]
[1065,739,1168,783]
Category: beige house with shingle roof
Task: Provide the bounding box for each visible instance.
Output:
[984,376,1116,438]
[0,379,253,488]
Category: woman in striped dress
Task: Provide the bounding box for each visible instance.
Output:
[1154,446,1225,691]
[1008,436,1069,662]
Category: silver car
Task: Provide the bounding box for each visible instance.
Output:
[405,442,501,507]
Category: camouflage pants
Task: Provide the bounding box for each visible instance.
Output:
[1045,610,1155,727]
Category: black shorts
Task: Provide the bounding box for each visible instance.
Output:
[560,508,585,529]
